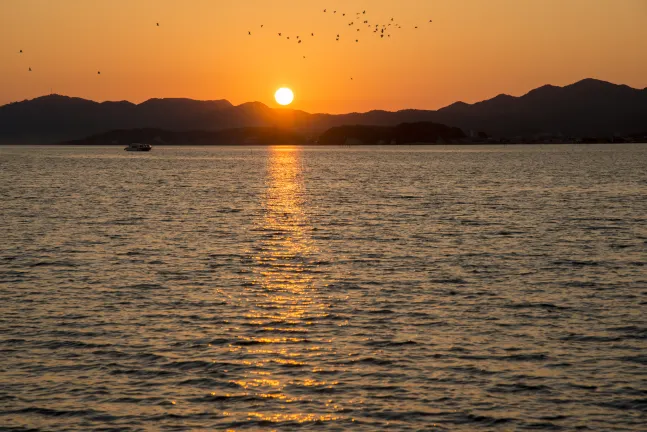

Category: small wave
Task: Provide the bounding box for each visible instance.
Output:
[232,337,310,346]
[123,283,166,290]
[344,356,394,366]
[563,280,598,288]
[503,353,548,361]
[456,412,512,426]
[431,278,469,284]
[598,398,647,412]
[560,334,622,343]
[552,259,601,267]
[28,260,79,268]
[505,302,571,311]
[162,360,220,372]
[365,340,418,348]
[618,355,647,365]
[6,407,111,420]
[489,383,552,394]
[109,368,177,377]
[39,340,110,350]
[366,309,395,314]
[178,377,225,387]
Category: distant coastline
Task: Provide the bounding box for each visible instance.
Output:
[55,124,646,147]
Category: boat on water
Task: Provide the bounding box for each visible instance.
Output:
[125,143,152,152]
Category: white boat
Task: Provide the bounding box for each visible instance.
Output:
[125,143,152,152]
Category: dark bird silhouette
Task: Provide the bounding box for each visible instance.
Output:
[298,40,302,43]
[19,49,23,53]
[156,22,159,26]
[311,33,314,36]
[261,24,264,27]
[28,67,31,71]
[278,33,281,36]
[324,9,326,12]
[356,39,359,42]
[98,71,101,75]
[429,20,432,22]
[363,10,366,14]
[248,31,251,35]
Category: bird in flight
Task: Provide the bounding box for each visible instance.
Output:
[248,31,251,35]
[156,22,159,26]
[98,71,101,75]
[28,67,31,71]
[19,49,23,53]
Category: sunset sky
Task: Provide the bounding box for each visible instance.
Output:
[2,0,646,113]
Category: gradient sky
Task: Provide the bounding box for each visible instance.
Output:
[1,0,646,113]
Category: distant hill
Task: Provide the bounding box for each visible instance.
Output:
[318,122,465,145]
[63,127,306,146]
[434,79,647,137]
[1,78,646,144]
[65,122,463,146]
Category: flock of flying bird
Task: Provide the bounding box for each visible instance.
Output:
[247,8,433,79]
[16,8,432,82]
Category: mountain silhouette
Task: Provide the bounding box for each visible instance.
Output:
[1,79,646,144]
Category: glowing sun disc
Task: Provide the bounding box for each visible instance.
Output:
[275,88,294,105]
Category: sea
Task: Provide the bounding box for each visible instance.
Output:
[1,144,646,431]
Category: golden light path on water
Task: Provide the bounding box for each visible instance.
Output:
[226,146,344,425]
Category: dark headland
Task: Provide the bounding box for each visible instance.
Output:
[1,78,646,145]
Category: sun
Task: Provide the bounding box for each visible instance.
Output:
[275,88,294,106]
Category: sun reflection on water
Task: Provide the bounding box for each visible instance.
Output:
[225,146,340,424]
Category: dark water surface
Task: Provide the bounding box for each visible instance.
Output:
[1,145,646,431]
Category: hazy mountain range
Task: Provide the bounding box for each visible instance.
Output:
[1,78,645,144]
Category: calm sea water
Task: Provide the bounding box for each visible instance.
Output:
[1,144,646,431]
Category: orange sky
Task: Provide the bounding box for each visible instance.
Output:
[1,0,646,113]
